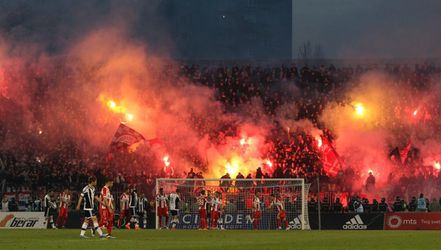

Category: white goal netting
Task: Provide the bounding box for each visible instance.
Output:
[155,178,310,230]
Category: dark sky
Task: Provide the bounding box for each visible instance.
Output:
[293,0,441,59]
[1,0,440,60]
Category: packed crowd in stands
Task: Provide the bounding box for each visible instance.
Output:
[1,62,441,213]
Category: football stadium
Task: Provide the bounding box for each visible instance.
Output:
[1,0,441,249]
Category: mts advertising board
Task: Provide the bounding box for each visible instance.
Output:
[385,212,441,230]
[0,212,46,229]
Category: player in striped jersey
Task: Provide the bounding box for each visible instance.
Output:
[137,193,148,229]
[168,189,180,230]
[118,188,130,228]
[76,176,107,239]
[252,191,262,230]
[56,188,70,228]
[197,190,208,230]
[43,190,57,229]
[126,187,140,230]
[156,188,169,229]
[270,194,289,230]
[210,191,222,229]
[99,179,115,238]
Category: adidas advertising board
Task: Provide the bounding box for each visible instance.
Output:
[314,213,384,230]
[342,215,367,230]
[288,214,310,230]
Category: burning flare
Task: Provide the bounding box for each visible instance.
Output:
[163,155,170,167]
[433,161,440,170]
[354,102,365,117]
[99,94,134,122]
[315,135,323,148]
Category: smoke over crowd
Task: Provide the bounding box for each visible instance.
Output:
[1,1,441,203]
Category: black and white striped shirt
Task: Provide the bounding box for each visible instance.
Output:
[43,194,56,209]
[137,197,148,213]
[81,185,95,211]
[129,191,138,209]
[169,193,180,211]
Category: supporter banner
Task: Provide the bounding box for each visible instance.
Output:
[176,212,310,230]
[0,212,46,229]
[384,212,441,230]
[317,213,384,230]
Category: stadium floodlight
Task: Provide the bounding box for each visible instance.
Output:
[155,178,310,230]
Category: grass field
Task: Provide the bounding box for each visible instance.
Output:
[1,229,441,250]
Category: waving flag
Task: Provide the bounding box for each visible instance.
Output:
[110,123,145,150]
[319,136,342,177]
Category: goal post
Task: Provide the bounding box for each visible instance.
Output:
[155,178,310,230]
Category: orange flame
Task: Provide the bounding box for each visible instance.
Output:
[354,102,365,116]
[163,155,170,167]
[434,161,440,170]
[239,137,249,146]
[126,113,134,121]
[225,161,239,177]
[265,159,273,168]
[315,135,322,148]
[99,94,134,122]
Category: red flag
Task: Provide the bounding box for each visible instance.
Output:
[319,136,341,177]
[110,123,145,150]
[399,141,412,164]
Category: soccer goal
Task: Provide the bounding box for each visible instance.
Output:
[155,178,311,230]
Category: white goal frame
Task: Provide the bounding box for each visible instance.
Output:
[155,178,309,230]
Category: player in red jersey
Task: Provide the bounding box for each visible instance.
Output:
[252,191,262,230]
[118,188,130,228]
[156,188,169,229]
[107,193,115,235]
[210,191,222,229]
[56,188,71,228]
[197,190,208,230]
[99,179,115,238]
[270,194,289,230]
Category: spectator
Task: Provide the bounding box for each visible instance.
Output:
[408,197,417,212]
[1,195,9,212]
[333,198,343,213]
[393,196,403,212]
[417,193,427,212]
[362,198,370,213]
[379,198,389,212]
[371,199,379,212]
[365,172,375,192]
[8,197,18,211]
[353,198,364,213]
[401,199,408,212]
[429,198,440,212]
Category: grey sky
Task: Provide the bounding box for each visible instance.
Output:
[293,0,441,59]
[1,0,440,60]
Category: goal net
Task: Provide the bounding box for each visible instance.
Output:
[155,178,310,230]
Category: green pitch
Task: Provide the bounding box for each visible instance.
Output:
[1,229,441,250]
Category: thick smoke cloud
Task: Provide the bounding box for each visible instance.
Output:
[320,71,441,197]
